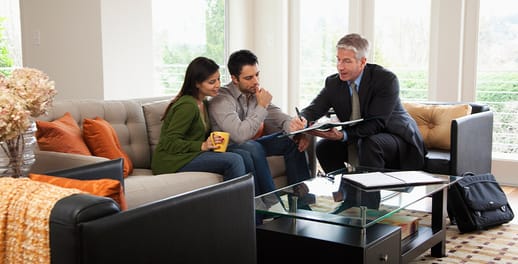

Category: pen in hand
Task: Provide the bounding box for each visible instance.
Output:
[295,107,303,121]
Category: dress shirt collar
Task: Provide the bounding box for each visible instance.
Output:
[349,70,364,90]
[225,81,247,100]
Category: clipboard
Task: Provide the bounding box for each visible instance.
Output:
[341,171,448,190]
[279,118,363,137]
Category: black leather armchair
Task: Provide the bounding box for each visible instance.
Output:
[47,160,256,264]
[421,102,493,176]
[325,102,493,176]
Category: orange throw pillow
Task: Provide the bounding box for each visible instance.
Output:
[82,117,133,177]
[36,112,92,155]
[29,173,128,210]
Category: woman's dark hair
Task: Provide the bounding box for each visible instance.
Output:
[161,57,219,120]
[227,49,258,78]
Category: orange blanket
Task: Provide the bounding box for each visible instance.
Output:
[0,177,82,264]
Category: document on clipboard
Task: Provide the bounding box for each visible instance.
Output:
[279,118,363,137]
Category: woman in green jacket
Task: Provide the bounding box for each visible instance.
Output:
[151,57,245,180]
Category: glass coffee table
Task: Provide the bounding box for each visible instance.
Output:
[255,169,456,263]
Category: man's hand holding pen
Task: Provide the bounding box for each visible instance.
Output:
[290,107,310,152]
[290,107,307,132]
[295,107,303,121]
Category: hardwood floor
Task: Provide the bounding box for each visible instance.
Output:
[501,185,518,224]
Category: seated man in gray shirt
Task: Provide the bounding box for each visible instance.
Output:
[208,49,311,197]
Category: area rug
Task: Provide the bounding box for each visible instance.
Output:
[300,196,518,263]
[400,210,518,264]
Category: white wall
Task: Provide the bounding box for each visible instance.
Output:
[20,0,155,100]
[100,0,154,99]
[226,0,288,110]
[20,0,104,100]
[251,0,288,110]
[429,0,465,101]
[227,0,254,52]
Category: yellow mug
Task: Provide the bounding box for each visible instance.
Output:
[210,131,230,152]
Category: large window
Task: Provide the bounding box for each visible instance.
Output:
[373,0,431,101]
[152,0,225,95]
[476,0,518,158]
[298,0,430,107]
[298,0,349,107]
[0,0,22,75]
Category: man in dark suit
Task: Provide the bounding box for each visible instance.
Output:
[300,33,426,174]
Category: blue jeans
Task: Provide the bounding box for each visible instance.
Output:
[229,141,275,196]
[178,151,245,181]
[229,132,311,196]
[256,132,311,185]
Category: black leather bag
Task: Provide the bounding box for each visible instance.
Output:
[447,173,514,233]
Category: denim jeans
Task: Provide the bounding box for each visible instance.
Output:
[228,141,275,196]
[229,132,311,196]
[178,151,245,181]
[256,132,311,185]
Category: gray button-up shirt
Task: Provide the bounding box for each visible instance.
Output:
[208,82,292,144]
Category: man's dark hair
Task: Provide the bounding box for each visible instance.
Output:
[227,49,258,78]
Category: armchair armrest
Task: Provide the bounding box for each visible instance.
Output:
[451,110,493,175]
[46,158,125,187]
[77,173,256,264]
[50,195,120,264]
[31,150,109,174]
[47,159,125,263]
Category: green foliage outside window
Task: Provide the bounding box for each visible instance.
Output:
[477,71,518,154]
[477,72,518,103]
[397,71,428,100]
[158,0,225,94]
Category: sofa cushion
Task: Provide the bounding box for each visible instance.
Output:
[142,100,169,154]
[403,102,472,150]
[124,171,222,208]
[83,117,134,177]
[29,173,127,210]
[36,112,92,155]
[424,149,451,175]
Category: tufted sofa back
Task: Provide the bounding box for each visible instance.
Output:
[37,96,171,169]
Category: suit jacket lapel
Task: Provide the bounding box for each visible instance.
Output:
[357,65,372,117]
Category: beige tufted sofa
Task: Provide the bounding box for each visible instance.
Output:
[31,96,316,209]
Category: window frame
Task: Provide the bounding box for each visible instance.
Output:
[287,0,518,184]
